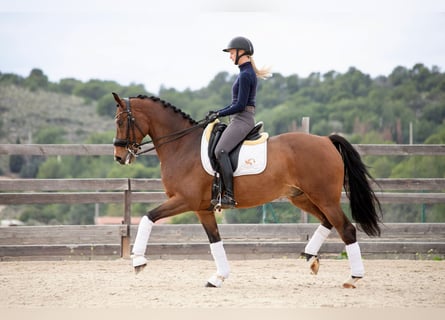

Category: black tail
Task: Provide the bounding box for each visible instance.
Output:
[329,134,382,237]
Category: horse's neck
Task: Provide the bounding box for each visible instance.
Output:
[150,122,202,162]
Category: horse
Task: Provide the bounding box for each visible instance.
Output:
[112,93,382,289]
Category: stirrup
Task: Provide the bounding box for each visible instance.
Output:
[210,193,222,209]
[220,194,237,209]
[210,194,236,210]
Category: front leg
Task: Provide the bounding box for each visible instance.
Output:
[132,196,191,273]
[197,211,230,288]
[132,215,153,273]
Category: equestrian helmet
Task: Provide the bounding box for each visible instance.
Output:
[222,36,254,56]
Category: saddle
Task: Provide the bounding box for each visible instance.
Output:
[206,121,266,210]
[207,121,264,172]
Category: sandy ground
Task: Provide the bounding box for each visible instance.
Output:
[0,258,444,309]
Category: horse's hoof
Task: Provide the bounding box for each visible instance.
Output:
[132,255,148,274]
[205,282,217,288]
[308,256,320,275]
[134,264,147,275]
[206,274,225,288]
[343,276,362,288]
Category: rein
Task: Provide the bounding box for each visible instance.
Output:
[113,98,209,157]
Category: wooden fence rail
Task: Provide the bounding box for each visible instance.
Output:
[0,223,444,261]
[1,178,445,205]
[1,143,445,156]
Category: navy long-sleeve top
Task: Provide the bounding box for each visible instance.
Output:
[217,61,257,117]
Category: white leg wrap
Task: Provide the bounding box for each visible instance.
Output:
[305,225,331,256]
[132,216,153,256]
[345,242,365,277]
[210,241,230,279]
[207,274,225,288]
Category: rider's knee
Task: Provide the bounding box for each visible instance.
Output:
[215,149,228,160]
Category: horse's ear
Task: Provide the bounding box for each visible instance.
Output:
[112,92,124,108]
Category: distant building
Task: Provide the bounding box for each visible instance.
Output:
[1,219,25,227]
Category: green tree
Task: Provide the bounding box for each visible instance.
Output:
[73,79,121,102]
[388,66,410,86]
[0,72,24,86]
[19,156,44,178]
[96,83,150,117]
[58,78,83,95]
[9,137,25,173]
[24,68,49,91]
[37,158,70,178]
[35,126,67,144]
[96,94,117,117]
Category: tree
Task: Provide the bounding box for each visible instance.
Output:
[0,72,24,86]
[9,138,25,173]
[388,66,409,86]
[96,94,116,117]
[58,78,82,95]
[24,68,49,91]
[35,126,67,144]
[410,63,432,92]
[73,79,121,101]
[36,158,70,179]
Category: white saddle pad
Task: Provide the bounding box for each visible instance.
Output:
[200,121,268,177]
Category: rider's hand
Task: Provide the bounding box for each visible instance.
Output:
[206,111,219,122]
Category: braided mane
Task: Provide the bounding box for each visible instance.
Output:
[135,95,198,125]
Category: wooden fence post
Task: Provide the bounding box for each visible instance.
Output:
[120,179,132,258]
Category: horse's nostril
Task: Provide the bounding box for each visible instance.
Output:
[115,156,122,163]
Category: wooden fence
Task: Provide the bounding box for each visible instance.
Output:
[0,144,444,260]
[1,142,445,156]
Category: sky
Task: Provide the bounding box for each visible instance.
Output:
[1,0,444,94]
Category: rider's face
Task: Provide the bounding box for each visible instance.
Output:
[229,48,246,65]
[229,49,237,63]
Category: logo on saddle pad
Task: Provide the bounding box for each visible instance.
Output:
[201,120,268,177]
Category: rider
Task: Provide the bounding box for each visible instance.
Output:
[206,36,271,208]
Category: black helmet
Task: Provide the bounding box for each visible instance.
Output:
[223,36,254,56]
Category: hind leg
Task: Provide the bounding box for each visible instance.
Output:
[321,204,365,288]
[291,196,365,287]
[289,196,333,275]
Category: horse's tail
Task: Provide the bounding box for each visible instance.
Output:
[329,134,382,237]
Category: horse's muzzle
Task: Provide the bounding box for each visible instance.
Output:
[114,155,124,164]
[114,152,133,165]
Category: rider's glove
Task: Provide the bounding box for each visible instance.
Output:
[206,110,219,122]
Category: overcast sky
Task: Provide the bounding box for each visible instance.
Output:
[1,0,444,94]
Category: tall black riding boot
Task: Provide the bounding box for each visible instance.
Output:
[216,150,237,208]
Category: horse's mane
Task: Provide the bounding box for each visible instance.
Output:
[134,95,198,125]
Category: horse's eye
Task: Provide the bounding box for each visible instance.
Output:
[115,118,123,127]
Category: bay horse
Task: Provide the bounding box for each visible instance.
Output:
[112,93,382,289]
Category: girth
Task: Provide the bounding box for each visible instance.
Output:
[207,122,264,171]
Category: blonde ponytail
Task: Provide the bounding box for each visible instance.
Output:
[250,57,272,80]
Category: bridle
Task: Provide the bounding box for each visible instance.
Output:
[113,98,209,158]
[113,98,145,157]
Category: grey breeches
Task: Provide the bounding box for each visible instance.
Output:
[214,110,255,159]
